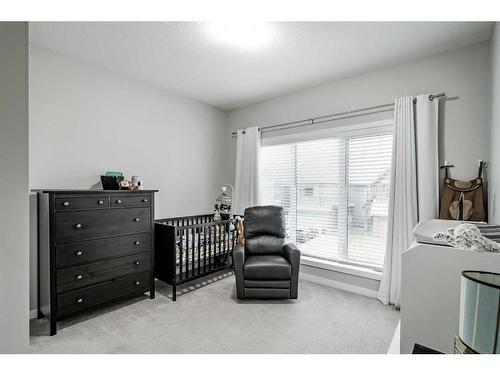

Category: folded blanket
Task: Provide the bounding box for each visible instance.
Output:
[432,223,500,253]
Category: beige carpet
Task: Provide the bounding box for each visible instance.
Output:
[30,271,399,353]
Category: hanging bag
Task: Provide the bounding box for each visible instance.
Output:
[439,163,486,222]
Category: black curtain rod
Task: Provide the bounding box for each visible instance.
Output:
[231,92,446,137]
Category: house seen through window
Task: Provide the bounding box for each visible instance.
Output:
[259,127,393,270]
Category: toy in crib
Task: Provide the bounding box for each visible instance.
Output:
[213,204,222,221]
[432,223,500,253]
[235,216,245,245]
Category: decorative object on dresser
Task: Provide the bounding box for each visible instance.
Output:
[35,189,157,335]
[155,214,236,301]
[100,171,124,190]
[131,175,143,190]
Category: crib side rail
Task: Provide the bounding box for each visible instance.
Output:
[155,214,215,228]
[173,218,234,231]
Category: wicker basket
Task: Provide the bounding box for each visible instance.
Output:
[100,175,124,190]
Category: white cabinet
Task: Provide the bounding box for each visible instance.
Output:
[400,242,500,353]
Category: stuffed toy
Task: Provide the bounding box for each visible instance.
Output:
[213,204,221,221]
[235,216,245,245]
[432,223,500,253]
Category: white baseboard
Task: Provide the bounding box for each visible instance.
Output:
[30,309,38,320]
[300,272,378,298]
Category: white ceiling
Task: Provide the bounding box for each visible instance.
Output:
[30,22,494,110]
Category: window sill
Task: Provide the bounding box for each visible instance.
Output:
[301,256,382,281]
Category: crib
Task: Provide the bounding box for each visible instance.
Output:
[154,214,237,300]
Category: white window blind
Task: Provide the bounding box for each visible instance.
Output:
[259,128,393,270]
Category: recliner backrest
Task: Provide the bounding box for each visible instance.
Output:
[244,206,286,256]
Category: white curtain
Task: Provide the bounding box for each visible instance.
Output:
[378,94,440,306]
[415,94,440,221]
[378,97,418,307]
[234,126,261,215]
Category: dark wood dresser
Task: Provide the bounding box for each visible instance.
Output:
[36,189,157,335]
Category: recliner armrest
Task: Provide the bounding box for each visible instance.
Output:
[284,243,300,267]
[284,243,300,299]
[233,243,245,268]
[233,244,245,299]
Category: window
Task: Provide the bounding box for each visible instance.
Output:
[259,124,392,270]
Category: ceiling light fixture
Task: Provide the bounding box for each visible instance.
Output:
[205,22,273,50]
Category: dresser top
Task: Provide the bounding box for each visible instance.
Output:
[32,189,158,194]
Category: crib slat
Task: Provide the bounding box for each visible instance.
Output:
[229,222,233,262]
[178,228,183,283]
[191,227,195,278]
[225,223,228,265]
[184,228,188,278]
[185,228,189,278]
[218,224,221,260]
[184,227,188,277]
[229,223,233,264]
[223,222,227,263]
[209,223,212,271]
[197,223,201,274]
[203,225,207,274]
[186,227,189,277]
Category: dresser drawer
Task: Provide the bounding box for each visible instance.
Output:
[55,207,151,242]
[57,271,151,318]
[56,233,151,268]
[57,252,150,293]
[110,195,151,208]
[55,196,109,211]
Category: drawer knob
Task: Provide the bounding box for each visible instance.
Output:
[75,223,82,229]
[76,298,83,304]
[76,274,83,280]
[63,201,70,207]
[134,241,140,245]
[134,261,140,265]
[135,281,140,286]
[98,200,104,205]
[134,217,140,222]
[75,251,83,256]
[142,199,148,203]
[116,199,122,204]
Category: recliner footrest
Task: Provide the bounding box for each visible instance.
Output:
[244,279,290,289]
[244,288,291,299]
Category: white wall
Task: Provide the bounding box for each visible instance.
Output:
[29,45,231,311]
[227,41,491,289]
[227,42,491,184]
[489,23,500,223]
[0,23,29,353]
